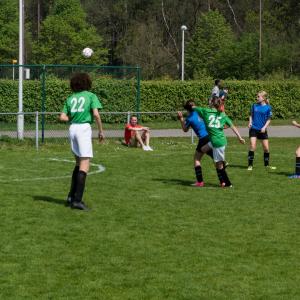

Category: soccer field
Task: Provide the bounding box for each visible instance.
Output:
[0,137,300,299]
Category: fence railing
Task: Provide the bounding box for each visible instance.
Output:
[0,111,195,150]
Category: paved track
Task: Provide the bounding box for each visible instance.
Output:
[1,126,300,138]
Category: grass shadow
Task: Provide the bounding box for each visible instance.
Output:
[33,195,66,206]
[153,178,219,188]
[226,164,246,169]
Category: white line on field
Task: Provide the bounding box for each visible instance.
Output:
[0,158,105,182]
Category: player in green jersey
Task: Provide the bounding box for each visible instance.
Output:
[193,96,245,187]
[59,73,104,210]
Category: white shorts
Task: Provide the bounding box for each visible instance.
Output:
[208,142,225,162]
[69,123,93,158]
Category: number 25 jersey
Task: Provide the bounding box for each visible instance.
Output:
[193,107,233,148]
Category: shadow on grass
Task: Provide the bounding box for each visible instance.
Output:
[153,178,219,188]
[33,195,66,206]
[226,164,246,169]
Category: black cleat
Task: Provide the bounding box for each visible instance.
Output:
[70,201,89,211]
[65,196,72,207]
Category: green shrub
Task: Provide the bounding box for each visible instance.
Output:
[0,79,299,122]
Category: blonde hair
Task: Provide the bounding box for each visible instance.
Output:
[258,90,270,104]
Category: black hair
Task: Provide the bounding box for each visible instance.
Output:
[215,79,221,86]
[183,99,195,112]
[210,96,222,110]
[70,73,92,92]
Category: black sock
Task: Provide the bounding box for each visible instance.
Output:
[264,152,270,166]
[68,166,79,199]
[248,151,254,166]
[295,157,300,175]
[220,168,232,186]
[216,168,223,184]
[206,149,214,160]
[195,166,203,182]
[74,170,87,203]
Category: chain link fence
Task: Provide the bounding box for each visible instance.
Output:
[0,112,194,150]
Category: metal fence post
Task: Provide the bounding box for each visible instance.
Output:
[127,111,131,123]
[191,130,195,144]
[35,111,39,151]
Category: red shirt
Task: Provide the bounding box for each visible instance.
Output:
[124,124,143,144]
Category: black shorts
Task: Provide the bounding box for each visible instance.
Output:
[196,136,210,152]
[249,128,268,140]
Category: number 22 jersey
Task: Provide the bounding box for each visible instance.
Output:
[62,91,102,124]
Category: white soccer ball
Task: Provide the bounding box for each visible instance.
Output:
[82,47,94,58]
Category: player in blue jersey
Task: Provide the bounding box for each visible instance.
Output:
[247,91,276,170]
[177,100,214,187]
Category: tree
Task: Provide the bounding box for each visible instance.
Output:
[31,0,108,65]
[0,0,19,63]
[185,10,235,79]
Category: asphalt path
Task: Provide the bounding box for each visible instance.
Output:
[1,126,300,138]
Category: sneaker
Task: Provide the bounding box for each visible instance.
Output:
[65,196,72,207]
[142,145,148,151]
[191,181,204,187]
[288,174,300,179]
[265,166,277,170]
[220,182,233,188]
[147,146,154,151]
[247,166,253,171]
[71,201,89,211]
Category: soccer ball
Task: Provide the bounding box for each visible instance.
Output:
[82,47,94,58]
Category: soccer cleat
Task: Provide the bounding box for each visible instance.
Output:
[147,146,154,151]
[65,196,72,207]
[142,145,148,151]
[191,181,204,187]
[220,182,233,188]
[247,165,253,171]
[71,201,89,211]
[265,166,277,170]
[288,174,300,179]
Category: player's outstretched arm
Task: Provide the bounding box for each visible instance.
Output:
[231,125,245,144]
[93,108,104,142]
[59,113,69,122]
[177,111,188,132]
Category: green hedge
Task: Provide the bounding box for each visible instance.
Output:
[0,79,299,122]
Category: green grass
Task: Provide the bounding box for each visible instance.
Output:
[0,138,300,299]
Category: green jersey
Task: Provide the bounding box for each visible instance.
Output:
[62,91,102,124]
[193,107,233,147]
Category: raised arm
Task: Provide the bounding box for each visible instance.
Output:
[292,120,300,128]
[177,111,189,132]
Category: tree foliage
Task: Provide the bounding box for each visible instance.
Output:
[0,0,298,79]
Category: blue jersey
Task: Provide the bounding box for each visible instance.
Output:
[185,111,208,139]
[251,103,272,130]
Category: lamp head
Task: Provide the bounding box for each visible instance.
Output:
[181,25,187,31]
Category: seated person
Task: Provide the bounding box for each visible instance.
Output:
[124,116,153,151]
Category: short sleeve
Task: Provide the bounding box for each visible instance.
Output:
[91,93,103,110]
[62,101,69,114]
[185,117,191,128]
[268,106,272,118]
[225,115,233,127]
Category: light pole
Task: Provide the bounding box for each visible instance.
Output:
[18,0,24,140]
[181,25,187,81]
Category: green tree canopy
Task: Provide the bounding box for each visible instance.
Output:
[185,10,235,79]
[0,0,19,63]
[31,0,108,65]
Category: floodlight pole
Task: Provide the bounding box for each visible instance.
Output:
[259,0,262,70]
[181,25,187,81]
[17,0,24,140]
